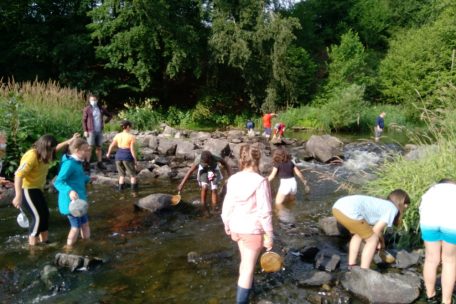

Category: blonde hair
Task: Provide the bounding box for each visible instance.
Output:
[69,138,88,154]
[239,144,261,172]
[387,189,410,226]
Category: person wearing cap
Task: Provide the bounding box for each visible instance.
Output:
[54,138,92,247]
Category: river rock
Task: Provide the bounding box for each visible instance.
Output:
[299,246,320,262]
[0,187,14,207]
[137,135,151,148]
[91,175,118,186]
[137,168,155,180]
[395,250,421,269]
[141,147,156,161]
[40,265,62,290]
[148,136,159,150]
[315,251,340,272]
[157,138,177,156]
[153,156,169,166]
[296,270,334,286]
[54,253,103,272]
[161,125,177,137]
[136,193,176,212]
[203,138,231,157]
[341,267,421,303]
[153,165,173,178]
[227,130,244,138]
[318,216,348,236]
[175,140,196,160]
[403,144,438,161]
[306,135,344,163]
[190,131,211,140]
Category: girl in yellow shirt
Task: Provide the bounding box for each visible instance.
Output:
[12,134,78,246]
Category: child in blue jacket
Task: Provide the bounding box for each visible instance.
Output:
[54,138,91,246]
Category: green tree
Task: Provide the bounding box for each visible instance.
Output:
[326,30,368,90]
[378,2,456,111]
[88,0,207,104]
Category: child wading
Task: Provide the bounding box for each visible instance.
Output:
[106,120,138,191]
[178,150,231,215]
[268,149,310,205]
[54,138,92,247]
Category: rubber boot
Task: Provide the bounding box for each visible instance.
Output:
[236,286,251,304]
[131,183,138,191]
[117,183,125,191]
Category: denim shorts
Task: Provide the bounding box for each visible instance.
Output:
[67,214,89,228]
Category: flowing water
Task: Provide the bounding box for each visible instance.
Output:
[0,133,408,304]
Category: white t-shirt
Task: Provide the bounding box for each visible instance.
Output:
[420,183,456,229]
[333,195,398,227]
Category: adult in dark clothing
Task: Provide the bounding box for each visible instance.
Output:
[375,112,386,142]
[82,95,112,170]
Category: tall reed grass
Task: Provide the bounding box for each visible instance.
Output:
[0,80,86,177]
[363,91,456,248]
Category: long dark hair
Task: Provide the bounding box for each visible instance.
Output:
[272,148,291,165]
[32,134,58,163]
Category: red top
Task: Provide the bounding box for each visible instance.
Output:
[263,113,273,128]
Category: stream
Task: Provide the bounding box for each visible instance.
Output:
[0,133,409,303]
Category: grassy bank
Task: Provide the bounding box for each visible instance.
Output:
[0,80,85,176]
[363,107,456,248]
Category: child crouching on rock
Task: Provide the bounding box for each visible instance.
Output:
[106,120,138,191]
[54,138,92,247]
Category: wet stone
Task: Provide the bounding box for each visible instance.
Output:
[314,252,340,272]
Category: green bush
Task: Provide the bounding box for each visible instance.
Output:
[117,98,163,131]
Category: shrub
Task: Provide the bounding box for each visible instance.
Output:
[117,98,163,131]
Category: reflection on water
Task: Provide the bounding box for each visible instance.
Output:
[0,165,351,303]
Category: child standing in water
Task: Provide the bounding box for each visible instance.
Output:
[222,144,273,304]
[268,148,310,205]
[54,138,92,246]
[12,134,78,246]
[106,120,138,191]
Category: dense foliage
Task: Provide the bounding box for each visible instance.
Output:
[1,0,454,118]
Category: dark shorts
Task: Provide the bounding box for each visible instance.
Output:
[21,189,49,237]
[87,131,103,147]
[67,214,89,228]
[116,160,136,177]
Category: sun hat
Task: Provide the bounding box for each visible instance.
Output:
[69,199,88,217]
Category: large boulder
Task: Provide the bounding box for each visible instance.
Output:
[341,267,421,304]
[160,125,177,138]
[175,140,196,160]
[148,136,159,151]
[157,139,177,156]
[306,135,344,163]
[153,165,173,178]
[190,131,211,140]
[203,138,231,157]
[136,193,177,212]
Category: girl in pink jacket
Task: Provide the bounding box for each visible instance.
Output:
[222,144,273,304]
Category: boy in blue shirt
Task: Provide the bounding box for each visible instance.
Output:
[375,112,386,142]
